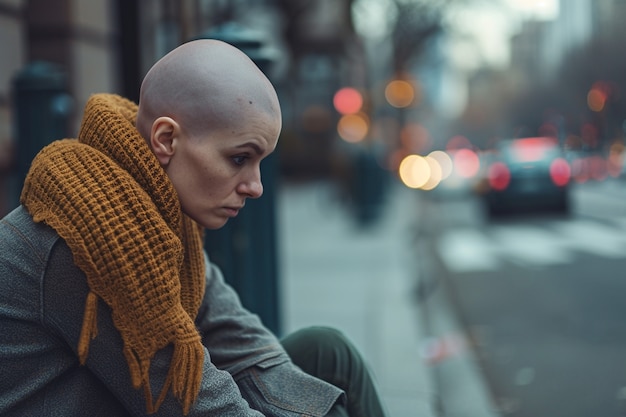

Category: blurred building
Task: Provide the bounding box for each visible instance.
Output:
[1,0,118,131]
[507,0,626,98]
[270,0,366,180]
[1,0,122,214]
[537,0,593,82]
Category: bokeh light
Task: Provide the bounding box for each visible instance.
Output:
[549,158,571,186]
[587,89,606,112]
[428,150,453,180]
[570,158,589,183]
[337,112,369,143]
[385,80,415,108]
[452,148,480,178]
[396,151,459,191]
[421,156,443,190]
[398,154,430,189]
[587,81,611,113]
[333,87,363,115]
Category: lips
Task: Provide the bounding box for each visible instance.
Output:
[224,206,243,217]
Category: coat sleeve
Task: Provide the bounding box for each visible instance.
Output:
[194,252,289,374]
[196,253,344,417]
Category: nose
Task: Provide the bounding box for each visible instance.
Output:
[238,170,263,199]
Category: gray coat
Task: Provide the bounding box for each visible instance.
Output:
[0,206,343,416]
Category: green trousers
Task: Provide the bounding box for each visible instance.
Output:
[281,326,388,417]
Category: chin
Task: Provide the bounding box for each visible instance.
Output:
[184,210,226,230]
[205,218,229,230]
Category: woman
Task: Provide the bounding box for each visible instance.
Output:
[0,39,387,416]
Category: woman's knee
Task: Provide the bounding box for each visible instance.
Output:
[285,326,348,349]
[282,326,349,357]
[281,326,360,380]
[282,327,387,417]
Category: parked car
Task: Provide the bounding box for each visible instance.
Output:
[476,137,571,216]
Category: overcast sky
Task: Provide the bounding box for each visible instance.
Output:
[447,0,560,70]
[352,0,560,71]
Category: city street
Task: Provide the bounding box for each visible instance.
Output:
[4,1,626,416]
[418,178,626,416]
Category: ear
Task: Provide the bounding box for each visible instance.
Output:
[150,116,181,166]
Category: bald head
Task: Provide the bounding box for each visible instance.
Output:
[136,39,281,141]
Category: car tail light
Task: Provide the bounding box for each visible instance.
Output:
[549,157,571,186]
[488,161,511,191]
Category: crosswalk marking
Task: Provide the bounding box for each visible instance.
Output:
[437,218,626,273]
[437,230,500,273]
[490,225,573,266]
[552,220,626,259]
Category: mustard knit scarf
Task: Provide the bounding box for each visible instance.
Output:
[21,94,206,415]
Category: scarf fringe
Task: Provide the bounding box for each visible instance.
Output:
[169,340,204,415]
[122,339,203,415]
[78,291,99,364]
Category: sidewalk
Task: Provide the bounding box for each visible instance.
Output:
[277,180,436,416]
[276,179,500,417]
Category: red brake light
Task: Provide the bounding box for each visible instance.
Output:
[550,157,571,186]
[488,162,511,191]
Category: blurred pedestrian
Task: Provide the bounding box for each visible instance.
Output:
[0,39,386,417]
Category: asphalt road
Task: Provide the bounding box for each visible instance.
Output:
[418,179,626,417]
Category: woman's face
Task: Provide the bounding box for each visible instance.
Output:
[162,105,280,229]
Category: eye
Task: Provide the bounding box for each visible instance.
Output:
[232,155,248,166]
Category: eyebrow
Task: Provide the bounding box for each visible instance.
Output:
[236,142,264,155]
